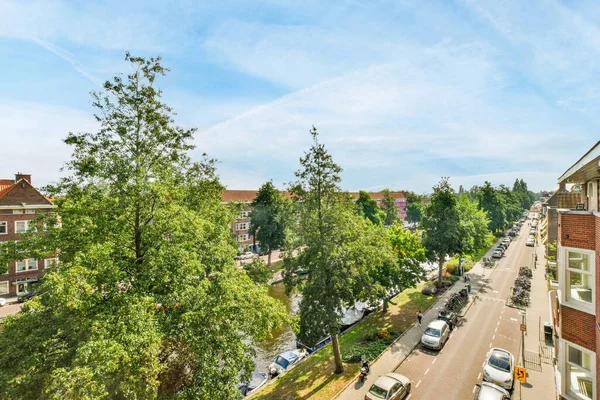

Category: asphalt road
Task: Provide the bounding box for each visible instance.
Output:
[395,222,535,400]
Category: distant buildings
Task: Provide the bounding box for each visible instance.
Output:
[221,190,407,253]
[0,174,57,297]
[555,141,600,400]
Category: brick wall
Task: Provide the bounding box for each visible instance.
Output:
[0,182,52,207]
[558,213,595,250]
[561,306,596,352]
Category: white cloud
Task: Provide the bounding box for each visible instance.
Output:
[0,101,97,187]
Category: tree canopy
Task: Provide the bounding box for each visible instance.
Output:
[380,189,401,226]
[355,190,385,226]
[0,54,287,400]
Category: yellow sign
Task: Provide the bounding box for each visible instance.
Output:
[515,366,527,382]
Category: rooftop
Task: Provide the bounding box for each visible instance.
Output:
[558,140,600,184]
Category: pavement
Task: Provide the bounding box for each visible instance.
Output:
[0,297,22,319]
[335,215,557,400]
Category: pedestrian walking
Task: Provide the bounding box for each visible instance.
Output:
[417,311,423,326]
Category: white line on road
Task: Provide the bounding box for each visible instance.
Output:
[489,342,492,348]
[473,386,477,393]
[510,317,518,322]
[432,358,436,364]
[425,368,430,375]
[416,380,421,388]
[493,335,496,340]
[495,327,498,332]
[478,372,481,380]
[482,362,485,368]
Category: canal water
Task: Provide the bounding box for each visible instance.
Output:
[252,282,300,374]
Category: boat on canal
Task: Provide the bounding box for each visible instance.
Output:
[268,349,308,377]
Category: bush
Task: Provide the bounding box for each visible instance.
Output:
[422,285,437,295]
[445,255,475,276]
[341,329,400,363]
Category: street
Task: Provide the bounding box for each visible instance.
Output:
[392,223,533,399]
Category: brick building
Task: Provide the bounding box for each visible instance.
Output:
[0,174,57,297]
[221,190,407,253]
[555,141,600,400]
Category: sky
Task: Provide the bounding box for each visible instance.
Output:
[1,0,599,193]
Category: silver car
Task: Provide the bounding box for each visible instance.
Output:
[475,382,511,400]
[420,320,450,350]
[365,373,411,400]
[483,348,515,390]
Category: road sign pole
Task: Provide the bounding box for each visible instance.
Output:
[521,312,526,364]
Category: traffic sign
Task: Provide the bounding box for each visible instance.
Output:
[515,366,527,382]
[520,323,527,332]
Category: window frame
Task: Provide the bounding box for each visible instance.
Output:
[0,221,7,234]
[16,258,38,273]
[560,339,596,400]
[558,245,596,314]
[0,280,8,295]
[44,258,58,269]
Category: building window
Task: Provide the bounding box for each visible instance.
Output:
[14,220,35,233]
[566,251,593,304]
[12,209,24,214]
[44,258,58,269]
[560,247,595,313]
[237,234,249,242]
[0,281,8,295]
[25,209,35,214]
[236,222,249,231]
[0,221,6,234]
[16,259,38,272]
[562,341,595,400]
[240,211,251,218]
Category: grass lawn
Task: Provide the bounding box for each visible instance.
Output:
[268,259,284,272]
[252,284,437,400]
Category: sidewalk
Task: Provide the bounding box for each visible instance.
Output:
[335,250,493,400]
[516,241,557,400]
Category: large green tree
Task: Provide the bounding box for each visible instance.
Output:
[421,178,462,286]
[0,54,287,400]
[405,202,423,224]
[374,223,426,311]
[249,181,290,268]
[478,181,506,233]
[355,190,385,225]
[456,194,493,255]
[380,189,401,225]
[284,127,387,374]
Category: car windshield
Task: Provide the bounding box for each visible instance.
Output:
[424,328,440,337]
[368,384,388,399]
[489,352,511,372]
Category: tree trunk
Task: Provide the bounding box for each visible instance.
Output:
[331,333,344,374]
[267,250,272,268]
[382,298,389,313]
[437,257,444,287]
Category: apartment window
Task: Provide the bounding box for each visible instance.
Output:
[562,341,595,400]
[240,211,251,218]
[44,258,58,269]
[16,259,38,272]
[0,221,6,234]
[25,209,35,214]
[236,222,249,231]
[237,234,249,242]
[0,281,8,295]
[15,220,35,233]
[560,247,595,313]
[12,209,24,214]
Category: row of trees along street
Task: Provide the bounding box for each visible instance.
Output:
[0,54,537,399]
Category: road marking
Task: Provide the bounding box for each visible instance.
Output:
[495,327,498,332]
[478,372,481,380]
[482,361,485,368]
[406,395,411,400]
[492,290,499,293]
[489,342,492,348]
[496,321,500,326]
[416,380,421,388]
[473,386,477,393]
[425,368,430,375]
[510,318,518,322]
[492,335,495,340]
[432,358,436,364]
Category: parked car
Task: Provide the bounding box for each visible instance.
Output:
[508,230,516,237]
[492,249,503,259]
[420,320,450,350]
[475,382,511,400]
[483,348,515,390]
[239,252,255,260]
[365,373,411,400]
[526,236,535,247]
[17,291,37,303]
[502,237,511,243]
[0,298,7,307]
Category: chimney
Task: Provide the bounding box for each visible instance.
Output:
[15,173,31,185]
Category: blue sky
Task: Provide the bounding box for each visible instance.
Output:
[1,0,599,193]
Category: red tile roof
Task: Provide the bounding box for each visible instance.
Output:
[0,179,16,200]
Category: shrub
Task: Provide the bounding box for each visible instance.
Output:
[422,285,437,295]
